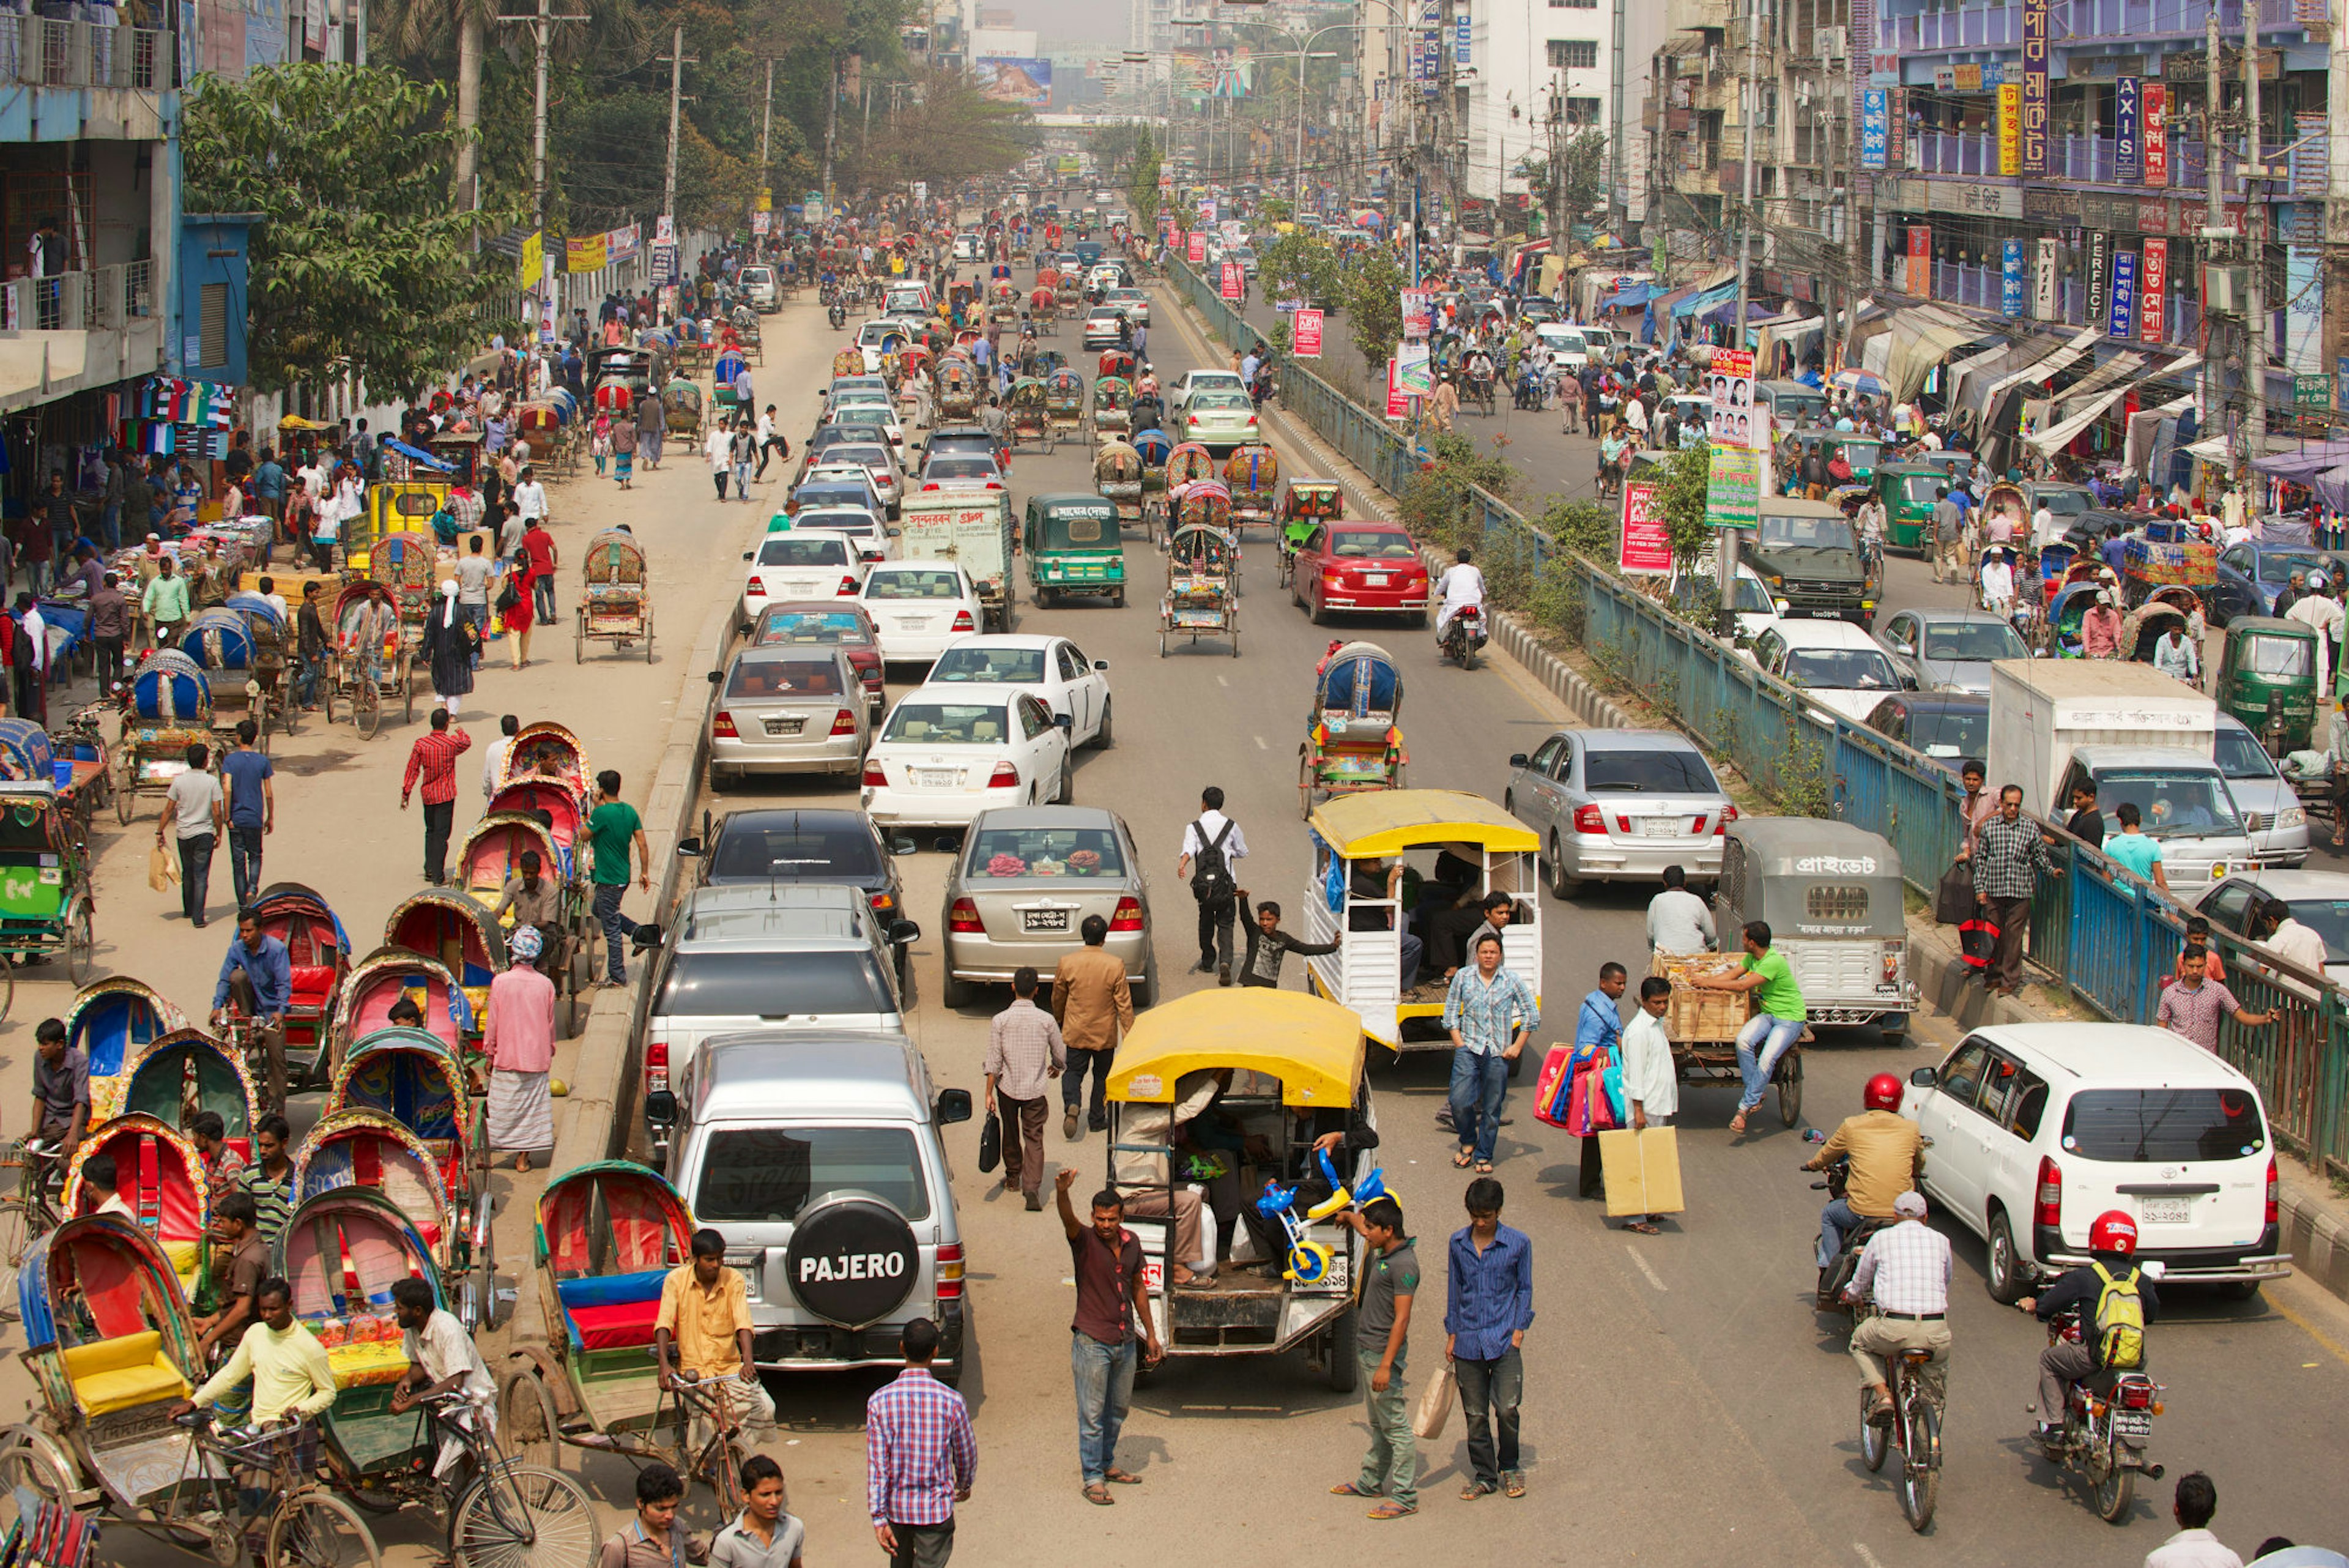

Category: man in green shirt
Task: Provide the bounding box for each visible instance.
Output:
[1688,920,1806,1134]
[587,768,658,986]
[142,552,190,647]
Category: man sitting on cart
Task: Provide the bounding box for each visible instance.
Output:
[1687,921,1808,1136]
[174,1277,338,1528]
[29,1017,89,1161]
[212,907,291,1113]
[655,1227,777,1463]
[344,582,398,684]
[388,1275,497,1482]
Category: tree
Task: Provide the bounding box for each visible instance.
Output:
[1125,125,1161,236]
[185,65,515,401]
[1559,130,1607,224]
[1256,232,1339,310]
[1341,248,1406,370]
[858,66,1036,190]
[1652,443,1715,569]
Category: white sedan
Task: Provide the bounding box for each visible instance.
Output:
[861,683,1075,828]
[1169,368,1247,412]
[928,634,1113,747]
[859,560,984,666]
[740,529,866,623]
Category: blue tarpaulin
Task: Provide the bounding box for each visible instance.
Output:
[1598,283,1657,312]
[1672,283,1735,319]
[383,439,457,472]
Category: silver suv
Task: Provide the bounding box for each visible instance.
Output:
[642,884,919,1161]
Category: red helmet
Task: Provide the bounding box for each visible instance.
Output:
[1863,1072,1904,1112]
[2088,1211,2139,1256]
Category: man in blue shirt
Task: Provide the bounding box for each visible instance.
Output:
[210,906,291,1112]
[1444,1176,1534,1499]
[218,718,273,908]
[1572,963,1630,1196]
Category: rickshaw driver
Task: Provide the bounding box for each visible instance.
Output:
[388,1276,497,1481]
[210,907,291,1113]
[29,1016,89,1161]
[1433,548,1485,652]
[174,1277,338,1523]
[654,1227,777,1461]
[347,583,398,686]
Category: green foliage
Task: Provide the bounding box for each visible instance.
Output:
[185,64,514,401]
[1560,129,1608,221]
[1398,430,1514,554]
[1650,444,1715,569]
[1341,248,1406,371]
[860,67,1036,190]
[1531,495,1616,562]
[1126,126,1162,236]
[1256,233,1339,310]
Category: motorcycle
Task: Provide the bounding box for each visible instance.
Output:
[2032,1299,2166,1522]
[1511,369,1546,411]
[818,278,840,307]
[828,299,848,330]
[1805,1126,1931,1309]
[1441,604,1488,671]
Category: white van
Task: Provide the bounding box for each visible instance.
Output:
[1534,324,1588,372]
[1576,324,1621,362]
[740,266,779,312]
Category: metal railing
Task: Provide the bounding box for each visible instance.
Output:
[0,17,171,91]
[1881,0,2295,51]
[1160,250,2349,1172]
[2,261,156,332]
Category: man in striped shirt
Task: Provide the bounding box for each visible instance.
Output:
[1441,934,1540,1174]
[400,707,472,885]
[235,1113,295,1247]
[866,1318,975,1567]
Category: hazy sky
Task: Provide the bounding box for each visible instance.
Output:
[996,0,1127,46]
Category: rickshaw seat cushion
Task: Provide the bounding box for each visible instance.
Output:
[558,1269,667,1349]
[63,1331,191,1416]
[327,1337,414,1389]
[289,965,339,1003]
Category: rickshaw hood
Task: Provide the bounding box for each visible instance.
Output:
[1105,990,1365,1109]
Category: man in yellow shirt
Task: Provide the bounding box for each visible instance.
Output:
[173,1276,337,1522]
[654,1227,776,1462]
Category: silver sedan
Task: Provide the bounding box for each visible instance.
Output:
[1874,607,2030,694]
[940,805,1152,1007]
[1505,729,1733,897]
[707,646,870,789]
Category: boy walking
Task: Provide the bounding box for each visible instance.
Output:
[1328,1195,1419,1519]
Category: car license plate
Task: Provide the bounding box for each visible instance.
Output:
[765,717,804,736]
[2140,1197,2191,1225]
[733,1265,762,1301]
[2112,1409,2153,1438]
[1364,574,1389,587]
[1022,908,1071,933]
[911,768,957,788]
[1637,819,1682,837]
[897,617,930,630]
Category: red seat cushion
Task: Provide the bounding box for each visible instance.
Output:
[569,1298,660,1351]
[289,965,338,1005]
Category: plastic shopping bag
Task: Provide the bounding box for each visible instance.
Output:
[1412,1359,1458,1440]
[1531,1046,1577,1129]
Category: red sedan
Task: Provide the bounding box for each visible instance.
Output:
[1290,520,1431,624]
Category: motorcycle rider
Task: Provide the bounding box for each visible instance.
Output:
[1802,1073,1924,1272]
[1841,1190,1951,1426]
[1464,344,1497,412]
[2017,1211,2160,1447]
[1433,546,1485,655]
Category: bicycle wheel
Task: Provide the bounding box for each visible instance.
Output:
[268,1490,383,1568]
[450,1465,598,1568]
[1858,1383,1890,1473]
[1899,1397,1941,1531]
[355,681,380,740]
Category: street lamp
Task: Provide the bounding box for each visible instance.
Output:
[1172,15,1346,210]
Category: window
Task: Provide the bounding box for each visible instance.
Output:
[2003,1068,2051,1140]
[1547,39,1598,69]
[694,1127,930,1223]
[1565,95,1602,124]
[2060,1088,2267,1163]
[1526,736,1566,777]
[651,951,893,1019]
[1805,885,1871,920]
[1937,1040,1992,1108]
[1584,745,1721,794]
[708,818,881,882]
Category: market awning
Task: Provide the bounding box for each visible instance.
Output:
[2023,351,2148,434]
[2251,439,2349,481]
[1673,282,1735,319]
[1598,282,1657,311]
[2020,354,2202,457]
[1884,305,1989,405]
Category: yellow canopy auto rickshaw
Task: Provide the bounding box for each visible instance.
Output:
[1299,789,1542,1057]
[1103,989,1379,1391]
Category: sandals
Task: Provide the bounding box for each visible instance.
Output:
[1460,1481,1496,1501]
[1104,1469,1141,1485]
[1083,1483,1113,1506]
[1504,1471,1527,1499]
[1728,1108,1751,1134]
[1367,1501,1418,1521]
[1330,1482,1378,1497]
[1452,1151,1474,1169]
[1474,1161,1495,1174]
[1622,1221,1660,1235]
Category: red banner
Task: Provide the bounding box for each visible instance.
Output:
[1187,232,1206,264]
[1219,262,1243,300]
[1293,308,1324,358]
[2143,83,2168,187]
[1386,359,1408,418]
[1905,225,1932,296]
[1618,482,1671,576]
[2140,237,2167,343]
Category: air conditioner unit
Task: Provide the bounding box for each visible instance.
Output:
[1816,24,1846,59]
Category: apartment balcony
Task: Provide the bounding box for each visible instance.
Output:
[1918,258,2202,349]
[1877,0,2294,54]
[1904,128,2292,195]
[0,20,175,141]
[0,261,162,414]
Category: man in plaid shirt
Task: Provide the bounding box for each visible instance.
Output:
[1969,785,2061,996]
[400,707,472,885]
[866,1318,975,1567]
[1841,1190,1951,1424]
[1441,933,1540,1173]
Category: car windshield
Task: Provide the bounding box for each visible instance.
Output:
[1785,650,1899,689]
[932,646,1047,684]
[833,448,891,469]
[1584,746,1720,793]
[2059,1088,2267,1163]
[857,324,892,347]
[795,487,867,509]
[1921,621,2028,661]
[2213,726,2280,780]
[2093,770,2243,838]
[1329,530,1416,560]
[2038,489,2090,516]
[759,537,850,566]
[1728,577,1776,614]
[1759,515,1858,552]
[693,1127,930,1223]
[883,701,1011,743]
[965,825,1127,876]
[651,950,891,1019]
[925,458,997,480]
[2259,552,2328,584]
[1899,475,1942,504]
[1193,393,1250,412]
[2240,633,2312,677]
[1909,706,1989,760]
[708,819,882,881]
[866,570,963,601]
[755,609,867,645]
[1189,376,1242,395]
[725,658,844,699]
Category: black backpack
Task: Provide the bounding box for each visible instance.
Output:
[1189,817,1236,903]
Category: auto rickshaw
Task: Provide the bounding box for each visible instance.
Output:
[1277,477,1345,587]
[1102,989,1382,1391]
[1094,440,1145,533]
[1874,463,1945,555]
[2219,615,2320,754]
[1023,492,1127,608]
[1298,789,1542,1055]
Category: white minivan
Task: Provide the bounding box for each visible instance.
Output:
[1534,324,1588,373]
[740,266,779,312]
[1902,1023,2291,1300]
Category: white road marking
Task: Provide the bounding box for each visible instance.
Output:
[1217,674,1230,688]
[1254,735,1267,750]
[1854,1544,1887,1568]
[1625,1244,1668,1292]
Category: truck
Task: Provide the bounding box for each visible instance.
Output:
[1739,496,1876,625]
[1986,660,2255,891]
[897,491,1015,633]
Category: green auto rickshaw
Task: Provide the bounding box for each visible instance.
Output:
[1023,492,1127,608]
[2217,615,2320,754]
[1876,463,1946,555]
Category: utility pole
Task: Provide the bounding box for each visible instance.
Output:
[1608,0,1627,229]
[2205,4,2224,462]
[1438,0,1458,253]
[495,0,588,240]
[661,26,694,227]
[2243,0,2268,467]
[760,58,775,181]
[1732,0,1762,333]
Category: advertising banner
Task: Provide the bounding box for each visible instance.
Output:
[1293,308,1325,358]
[2002,239,2027,316]
[974,58,1052,106]
[1619,482,1671,576]
[1400,288,1435,340]
[1188,232,1207,264]
[1707,446,1761,530]
[1397,340,1433,398]
[2107,248,2139,340]
[2287,245,2323,373]
[518,230,543,289]
[2139,237,2167,343]
[2033,236,2060,320]
[2086,228,2109,327]
[2115,76,2142,184]
[2143,83,2169,186]
[1860,88,1888,170]
[751,212,770,236]
[1386,359,1409,418]
[1706,347,1757,449]
[1906,225,1932,295]
[1219,262,1244,300]
[565,233,607,272]
[606,223,640,262]
[2021,0,2049,174]
[1998,83,2022,175]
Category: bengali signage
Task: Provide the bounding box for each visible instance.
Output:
[1619,483,1671,576]
[1860,88,1889,171]
[2287,247,2322,373]
[1293,307,1324,358]
[1906,225,1932,295]
[607,223,640,262]
[1219,262,1244,300]
[1707,347,1757,449]
[1707,445,1761,531]
[2107,248,2139,339]
[2021,0,2049,175]
[1998,83,2022,176]
[2002,238,2027,316]
[2143,83,2169,186]
[1397,340,1433,398]
[1187,232,1206,264]
[2115,76,2142,184]
[565,233,608,272]
[2139,237,2167,343]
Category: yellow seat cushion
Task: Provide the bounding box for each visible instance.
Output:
[326,1338,410,1390]
[61,1331,191,1418]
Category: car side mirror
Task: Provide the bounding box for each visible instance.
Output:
[676,836,702,856]
[891,834,918,855]
[708,670,723,685]
[742,551,753,560]
[889,918,922,945]
[1094,660,1110,671]
[935,1088,974,1126]
[1056,713,1074,730]
[1909,1068,1937,1088]
[644,1090,679,1127]
[737,622,751,637]
[1508,752,1529,768]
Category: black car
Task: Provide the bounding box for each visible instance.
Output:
[681,808,911,980]
[2058,508,2137,559]
[923,423,997,463]
[1861,693,1989,776]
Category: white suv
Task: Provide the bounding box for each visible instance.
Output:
[1901,1023,2291,1301]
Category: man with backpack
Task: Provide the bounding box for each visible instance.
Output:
[2017,1209,2158,1447]
[1176,786,1248,986]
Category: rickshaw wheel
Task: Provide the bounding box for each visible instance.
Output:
[1778,1049,1804,1127]
[401,666,417,726]
[0,1434,73,1534]
[500,1368,566,1475]
[63,905,91,985]
[451,1465,598,1568]
[114,760,133,824]
[1157,630,1167,658]
[267,1488,382,1568]
[646,617,655,663]
[1297,756,1316,819]
[355,682,382,741]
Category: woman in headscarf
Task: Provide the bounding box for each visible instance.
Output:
[422,579,478,715]
[483,923,557,1172]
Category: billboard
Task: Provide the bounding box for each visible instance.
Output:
[1618,483,1671,576]
[1293,308,1324,359]
[974,58,1052,106]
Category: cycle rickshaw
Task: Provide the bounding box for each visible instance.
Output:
[1008,377,1053,453]
[1163,513,1240,658]
[1277,477,1345,587]
[1092,376,1132,442]
[577,527,654,664]
[327,581,417,739]
[936,356,979,424]
[0,781,94,983]
[1045,368,1086,443]
[1299,641,1406,817]
[115,650,213,823]
[1095,439,1145,533]
[1225,443,1280,530]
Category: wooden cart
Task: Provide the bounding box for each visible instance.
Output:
[1647,951,1802,1126]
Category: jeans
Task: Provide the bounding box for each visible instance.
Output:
[593,882,640,983]
[460,603,488,668]
[1448,1047,1510,1164]
[755,436,788,478]
[176,832,215,923]
[1071,1334,1137,1484]
[292,653,319,708]
[885,1520,954,1568]
[1062,1046,1112,1125]
[1454,1348,1523,1487]
[712,471,730,500]
[533,570,555,625]
[1195,893,1234,972]
[1735,1013,1803,1112]
[421,800,455,884]
[228,823,264,908]
[1817,1197,1861,1269]
[1354,1348,1417,1506]
[99,500,120,551]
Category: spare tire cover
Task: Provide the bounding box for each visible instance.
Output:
[785,1194,921,1328]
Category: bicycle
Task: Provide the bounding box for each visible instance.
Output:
[177,1410,383,1568]
[403,1388,599,1568]
[1856,1306,1945,1532]
[0,1138,67,1321]
[659,1371,751,1532]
